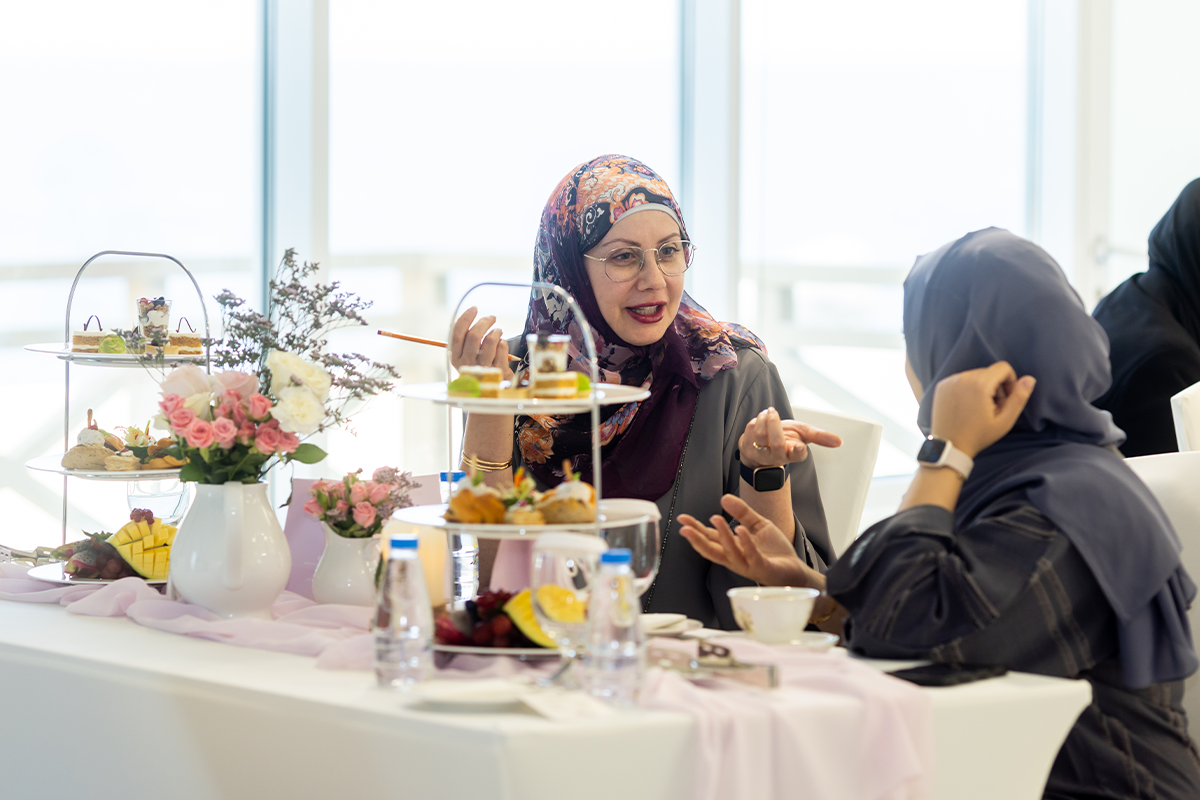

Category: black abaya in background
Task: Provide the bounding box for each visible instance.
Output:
[1094,178,1200,456]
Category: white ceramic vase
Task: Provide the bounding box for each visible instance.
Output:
[169,482,292,619]
[311,523,381,606]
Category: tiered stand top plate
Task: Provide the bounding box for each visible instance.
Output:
[394,381,649,414]
[26,454,182,481]
[392,498,661,540]
[25,342,205,368]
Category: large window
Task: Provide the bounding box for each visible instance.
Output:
[324,0,681,479]
[1,1,259,549]
[740,0,1028,475]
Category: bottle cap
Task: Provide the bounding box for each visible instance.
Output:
[389,534,419,550]
[440,471,466,482]
[600,548,631,564]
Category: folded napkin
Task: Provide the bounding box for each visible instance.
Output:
[640,637,933,800]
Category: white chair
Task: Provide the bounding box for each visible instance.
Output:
[1124,451,1200,740]
[1171,381,1200,451]
[791,405,883,558]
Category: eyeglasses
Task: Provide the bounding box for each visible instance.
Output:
[582,240,696,283]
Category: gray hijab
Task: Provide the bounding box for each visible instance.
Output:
[905,227,1196,688]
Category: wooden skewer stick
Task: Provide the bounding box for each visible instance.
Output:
[377,329,521,361]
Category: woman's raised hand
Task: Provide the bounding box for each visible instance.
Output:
[678,494,822,589]
[450,306,513,380]
[737,407,843,469]
[930,361,1036,457]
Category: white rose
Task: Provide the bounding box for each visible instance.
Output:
[160,364,213,399]
[267,350,332,402]
[152,413,171,432]
[271,386,326,435]
[183,391,215,421]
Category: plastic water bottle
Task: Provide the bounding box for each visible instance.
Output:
[441,470,478,607]
[374,533,433,689]
[583,548,645,707]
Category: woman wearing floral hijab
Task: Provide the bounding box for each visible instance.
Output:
[451,155,837,628]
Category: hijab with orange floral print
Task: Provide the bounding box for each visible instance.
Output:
[515,154,764,500]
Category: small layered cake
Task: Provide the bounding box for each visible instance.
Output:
[532,372,577,399]
[146,344,181,356]
[170,318,202,354]
[71,315,104,353]
[458,365,503,398]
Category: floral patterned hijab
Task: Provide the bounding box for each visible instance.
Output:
[516,154,764,500]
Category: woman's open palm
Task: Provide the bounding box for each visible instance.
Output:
[678,494,824,589]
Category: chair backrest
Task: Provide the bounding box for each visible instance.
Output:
[1123,451,1200,740]
[1171,381,1200,451]
[791,405,883,558]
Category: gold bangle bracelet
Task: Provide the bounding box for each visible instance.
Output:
[462,455,512,472]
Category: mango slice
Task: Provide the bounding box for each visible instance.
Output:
[110,517,177,581]
[502,588,557,649]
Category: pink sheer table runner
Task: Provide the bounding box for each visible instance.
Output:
[1,562,934,800]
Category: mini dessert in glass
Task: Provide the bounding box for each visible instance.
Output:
[137,296,170,342]
[527,333,576,398]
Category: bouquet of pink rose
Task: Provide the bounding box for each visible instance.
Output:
[304,467,419,538]
[155,354,329,484]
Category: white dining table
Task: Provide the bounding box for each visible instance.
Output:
[0,600,1089,800]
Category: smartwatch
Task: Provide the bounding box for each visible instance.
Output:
[916,436,974,480]
[734,449,790,492]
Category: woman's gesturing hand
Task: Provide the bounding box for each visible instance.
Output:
[737,407,843,469]
[450,306,513,380]
[678,494,823,589]
[930,361,1036,457]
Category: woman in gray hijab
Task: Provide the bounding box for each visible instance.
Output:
[678,228,1200,799]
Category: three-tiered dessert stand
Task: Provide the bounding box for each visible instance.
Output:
[24,250,211,545]
[391,282,661,609]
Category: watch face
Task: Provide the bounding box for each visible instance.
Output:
[917,438,948,464]
[753,466,787,492]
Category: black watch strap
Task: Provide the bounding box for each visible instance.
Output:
[734,449,790,492]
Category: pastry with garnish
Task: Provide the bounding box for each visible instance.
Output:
[537,460,596,523]
[61,443,110,470]
[501,467,546,525]
[444,470,506,524]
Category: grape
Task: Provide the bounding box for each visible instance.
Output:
[493,635,511,648]
[491,615,512,636]
[471,623,494,646]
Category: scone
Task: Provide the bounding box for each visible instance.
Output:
[62,443,112,470]
[104,454,140,471]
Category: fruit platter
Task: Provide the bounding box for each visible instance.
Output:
[433,588,562,657]
[26,509,177,586]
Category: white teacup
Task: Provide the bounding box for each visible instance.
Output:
[727,586,821,644]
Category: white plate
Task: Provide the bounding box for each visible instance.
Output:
[407,679,536,707]
[394,381,650,414]
[433,644,559,658]
[26,454,182,481]
[644,618,703,636]
[641,613,686,630]
[26,562,166,587]
[392,498,660,540]
[25,342,206,368]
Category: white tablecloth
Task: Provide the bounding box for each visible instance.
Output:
[0,601,1089,800]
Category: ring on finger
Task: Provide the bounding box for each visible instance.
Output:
[753,443,767,451]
